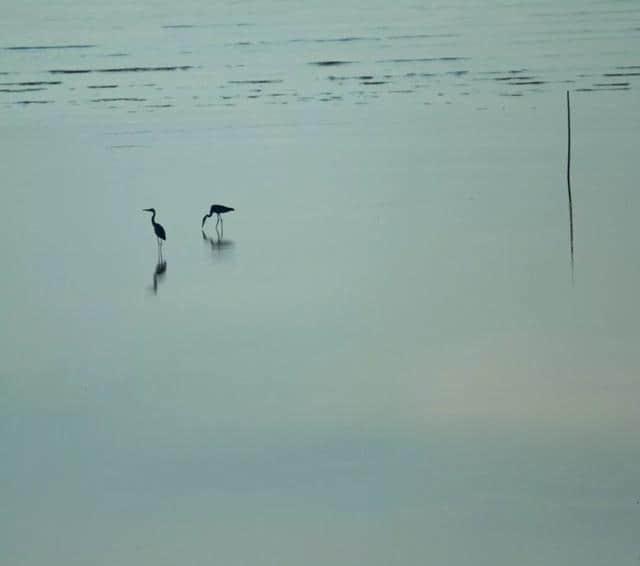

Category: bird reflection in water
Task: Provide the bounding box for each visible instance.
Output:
[150,258,167,295]
[202,224,234,260]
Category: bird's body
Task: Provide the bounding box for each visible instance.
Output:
[153,220,166,241]
[202,204,234,229]
[210,204,234,215]
[143,208,166,256]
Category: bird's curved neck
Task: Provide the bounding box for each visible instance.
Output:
[149,210,156,223]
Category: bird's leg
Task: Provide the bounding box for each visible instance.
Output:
[215,214,223,241]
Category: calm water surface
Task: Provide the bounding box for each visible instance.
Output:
[1,1,639,564]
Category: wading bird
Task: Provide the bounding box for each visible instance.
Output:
[201,204,234,231]
[143,208,166,255]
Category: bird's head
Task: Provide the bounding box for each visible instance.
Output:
[143,208,155,213]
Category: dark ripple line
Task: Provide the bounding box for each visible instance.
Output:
[377,56,468,63]
[328,75,374,81]
[49,69,91,74]
[0,87,46,92]
[4,44,95,50]
[479,69,528,76]
[387,33,459,39]
[162,23,251,29]
[494,76,535,81]
[310,61,354,66]
[291,36,379,44]
[0,81,61,86]
[99,65,192,73]
[228,79,283,84]
[49,66,192,74]
[91,97,146,102]
[575,86,631,92]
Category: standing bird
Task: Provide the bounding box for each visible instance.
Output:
[143,208,166,256]
[201,204,234,231]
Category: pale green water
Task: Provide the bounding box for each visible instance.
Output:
[1,1,639,564]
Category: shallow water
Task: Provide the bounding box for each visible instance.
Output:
[2,1,640,565]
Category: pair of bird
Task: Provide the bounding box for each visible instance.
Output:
[142,204,235,248]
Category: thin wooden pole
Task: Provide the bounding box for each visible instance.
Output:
[567,90,574,283]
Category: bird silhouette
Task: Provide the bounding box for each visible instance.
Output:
[202,204,234,231]
[143,208,166,257]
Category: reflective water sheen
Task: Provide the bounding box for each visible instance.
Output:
[2,1,639,565]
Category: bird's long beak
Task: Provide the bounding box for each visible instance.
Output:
[143,208,152,212]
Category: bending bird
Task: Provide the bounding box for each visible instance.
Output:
[143,208,166,251]
[202,204,234,229]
